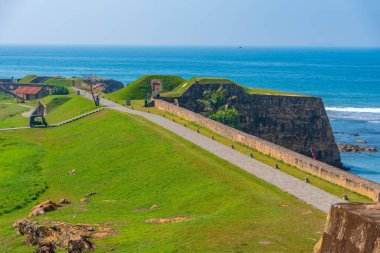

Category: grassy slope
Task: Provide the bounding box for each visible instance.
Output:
[43,77,74,87]
[0,92,31,128]
[123,100,369,203]
[18,75,37,84]
[162,77,302,98]
[162,77,237,97]
[42,94,96,124]
[246,87,302,96]
[0,136,46,215]
[106,75,185,101]
[0,110,325,252]
[0,91,96,128]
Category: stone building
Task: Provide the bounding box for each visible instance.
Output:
[14,85,49,101]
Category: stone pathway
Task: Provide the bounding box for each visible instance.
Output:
[76,89,344,213]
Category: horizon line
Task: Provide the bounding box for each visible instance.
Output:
[0,43,380,49]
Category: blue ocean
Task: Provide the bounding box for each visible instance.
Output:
[1,46,380,182]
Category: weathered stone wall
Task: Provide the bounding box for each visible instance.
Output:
[155,99,380,201]
[172,83,341,167]
[314,203,380,253]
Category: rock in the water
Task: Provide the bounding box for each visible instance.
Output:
[338,144,377,153]
[314,203,380,253]
[79,78,123,93]
[29,201,61,217]
[356,140,367,144]
[351,132,360,136]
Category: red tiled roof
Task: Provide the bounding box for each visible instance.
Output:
[15,86,43,95]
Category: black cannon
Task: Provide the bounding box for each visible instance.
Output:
[29,114,48,128]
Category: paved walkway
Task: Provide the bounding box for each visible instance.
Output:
[80,89,344,213]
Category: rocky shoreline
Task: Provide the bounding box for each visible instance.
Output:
[338,144,378,153]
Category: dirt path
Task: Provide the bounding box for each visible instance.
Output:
[20,104,35,117]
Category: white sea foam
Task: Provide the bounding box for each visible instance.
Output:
[326,107,380,113]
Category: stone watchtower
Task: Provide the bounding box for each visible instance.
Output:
[150,79,163,92]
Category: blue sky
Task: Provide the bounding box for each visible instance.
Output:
[0,0,379,46]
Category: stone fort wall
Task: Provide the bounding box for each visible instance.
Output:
[174,83,341,167]
[155,99,380,201]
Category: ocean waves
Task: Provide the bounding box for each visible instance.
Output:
[326,107,380,113]
[326,107,380,123]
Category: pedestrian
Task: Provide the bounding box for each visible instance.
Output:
[156,89,160,98]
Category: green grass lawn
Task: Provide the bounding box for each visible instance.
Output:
[0,110,326,252]
[118,100,369,203]
[0,136,46,215]
[43,77,75,87]
[0,92,32,128]
[18,75,37,84]
[42,94,96,124]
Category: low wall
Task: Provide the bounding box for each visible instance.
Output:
[155,99,380,201]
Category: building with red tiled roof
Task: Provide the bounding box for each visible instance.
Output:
[15,85,49,100]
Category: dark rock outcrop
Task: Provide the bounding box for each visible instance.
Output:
[338,144,377,153]
[169,83,341,167]
[80,78,124,93]
[314,203,380,253]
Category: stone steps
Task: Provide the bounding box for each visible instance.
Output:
[49,108,104,127]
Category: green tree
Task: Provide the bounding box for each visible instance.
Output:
[197,86,228,111]
[209,108,240,129]
[51,86,69,95]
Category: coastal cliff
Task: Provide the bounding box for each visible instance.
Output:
[165,82,341,167]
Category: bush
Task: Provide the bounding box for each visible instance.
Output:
[51,86,69,95]
[209,108,240,129]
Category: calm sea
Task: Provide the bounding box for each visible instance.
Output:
[1,46,380,182]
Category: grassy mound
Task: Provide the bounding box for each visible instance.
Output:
[18,75,37,84]
[0,136,46,215]
[43,77,74,87]
[0,110,325,252]
[162,77,302,97]
[42,94,96,124]
[106,75,185,101]
[162,77,237,97]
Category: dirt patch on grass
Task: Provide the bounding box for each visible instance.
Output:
[29,200,61,217]
[13,219,118,252]
[145,216,189,224]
